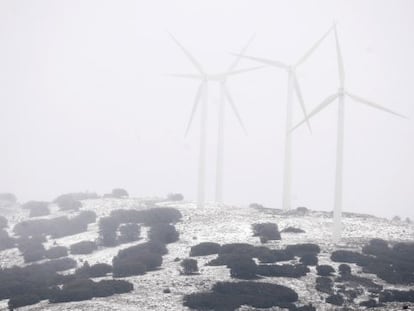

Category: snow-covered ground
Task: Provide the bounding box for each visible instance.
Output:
[0,198,413,310]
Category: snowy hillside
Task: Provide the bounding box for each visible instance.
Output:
[0,197,413,311]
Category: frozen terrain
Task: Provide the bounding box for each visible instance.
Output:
[0,198,413,311]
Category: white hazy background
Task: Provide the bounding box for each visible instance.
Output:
[0,0,413,219]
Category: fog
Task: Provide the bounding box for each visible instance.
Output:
[1,0,413,219]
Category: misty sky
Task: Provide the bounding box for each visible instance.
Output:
[1,0,413,219]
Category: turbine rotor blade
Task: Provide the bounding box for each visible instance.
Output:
[168,32,205,75]
[346,92,407,119]
[185,82,205,136]
[228,34,256,73]
[292,72,312,133]
[231,53,288,69]
[334,25,345,86]
[290,93,339,132]
[295,25,334,67]
[225,65,265,77]
[223,84,248,135]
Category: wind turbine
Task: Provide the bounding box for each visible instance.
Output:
[292,24,407,242]
[169,33,261,207]
[234,25,334,210]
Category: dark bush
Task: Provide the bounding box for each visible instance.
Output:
[220,243,256,257]
[190,242,221,257]
[8,294,41,310]
[286,243,320,257]
[256,248,294,263]
[180,258,199,275]
[0,215,8,229]
[73,210,97,226]
[379,290,414,303]
[22,201,49,210]
[113,260,146,277]
[76,262,112,278]
[70,241,97,255]
[316,265,335,276]
[42,257,77,272]
[57,197,82,211]
[148,223,179,244]
[45,246,68,259]
[93,279,133,297]
[336,274,383,292]
[252,223,281,241]
[326,294,344,306]
[118,223,140,243]
[29,205,50,217]
[257,264,309,278]
[281,226,305,233]
[315,277,333,294]
[20,240,46,263]
[229,257,257,279]
[0,229,14,250]
[112,188,129,198]
[167,193,184,201]
[331,250,371,266]
[98,216,119,247]
[338,263,351,276]
[359,299,382,308]
[110,207,182,225]
[300,253,318,266]
[53,192,98,204]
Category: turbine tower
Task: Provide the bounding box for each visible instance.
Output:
[292,24,406,242]
[169,34,260,207]
[235,26,334,210]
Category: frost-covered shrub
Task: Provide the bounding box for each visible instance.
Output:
[70,241,97,255]
[338,263,351,276]
[379,289,414,303]
[57,197,82,211]
[300,253,318,266]
[17,237,46,263]
[110,207,182,225]
[45,246,68,259]
[257,264,309,278]
[167,193,184,201]
[228,257,257,279]
[0,216,8,229]
[111,188,129,198]
[53,192,98,204]
[29,205,50,217]
[112,260,146,277]
[8,294,41,310]
[148,223,179,244]
[281,226,305,233]
[220,243,256,257]
[315,277,333,294]
[326,294,344,306]
[118,223,140,243]
[286,243,320,257]
[183,281,298,310]
[252,223,281,242]
[317,265,335,276]
[256,248,294,263]
[73,210,97,226]
[76,262,112,278]
[190,242,221,257]
[0,229,14,250]
[98,216,119,247]
[180,258,199,275]
[331,250,371,266]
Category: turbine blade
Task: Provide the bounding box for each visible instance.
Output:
[185,82,205,136]
[295,25,334,67]
[290,93,339,132]
[292,73,312,133]
[346,92,407,119]
[223,84,248,135]
[165,73,203,79]
[230,53,288,69]
[334,25,345,86]
[225,65,265,77]
[168,32,205,75]
[228,34,256,72]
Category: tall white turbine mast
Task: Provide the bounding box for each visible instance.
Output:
[292,24,407,242]
[235,26,334,210]
[169,34,260,207]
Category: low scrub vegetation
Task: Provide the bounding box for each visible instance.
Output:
[252,223,281,242]
[190,242,221,256]
[70,241,97,255]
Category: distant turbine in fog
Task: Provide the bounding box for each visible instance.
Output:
[169,33,261,207]
[235,25,334,210]
[292,24,407,242]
